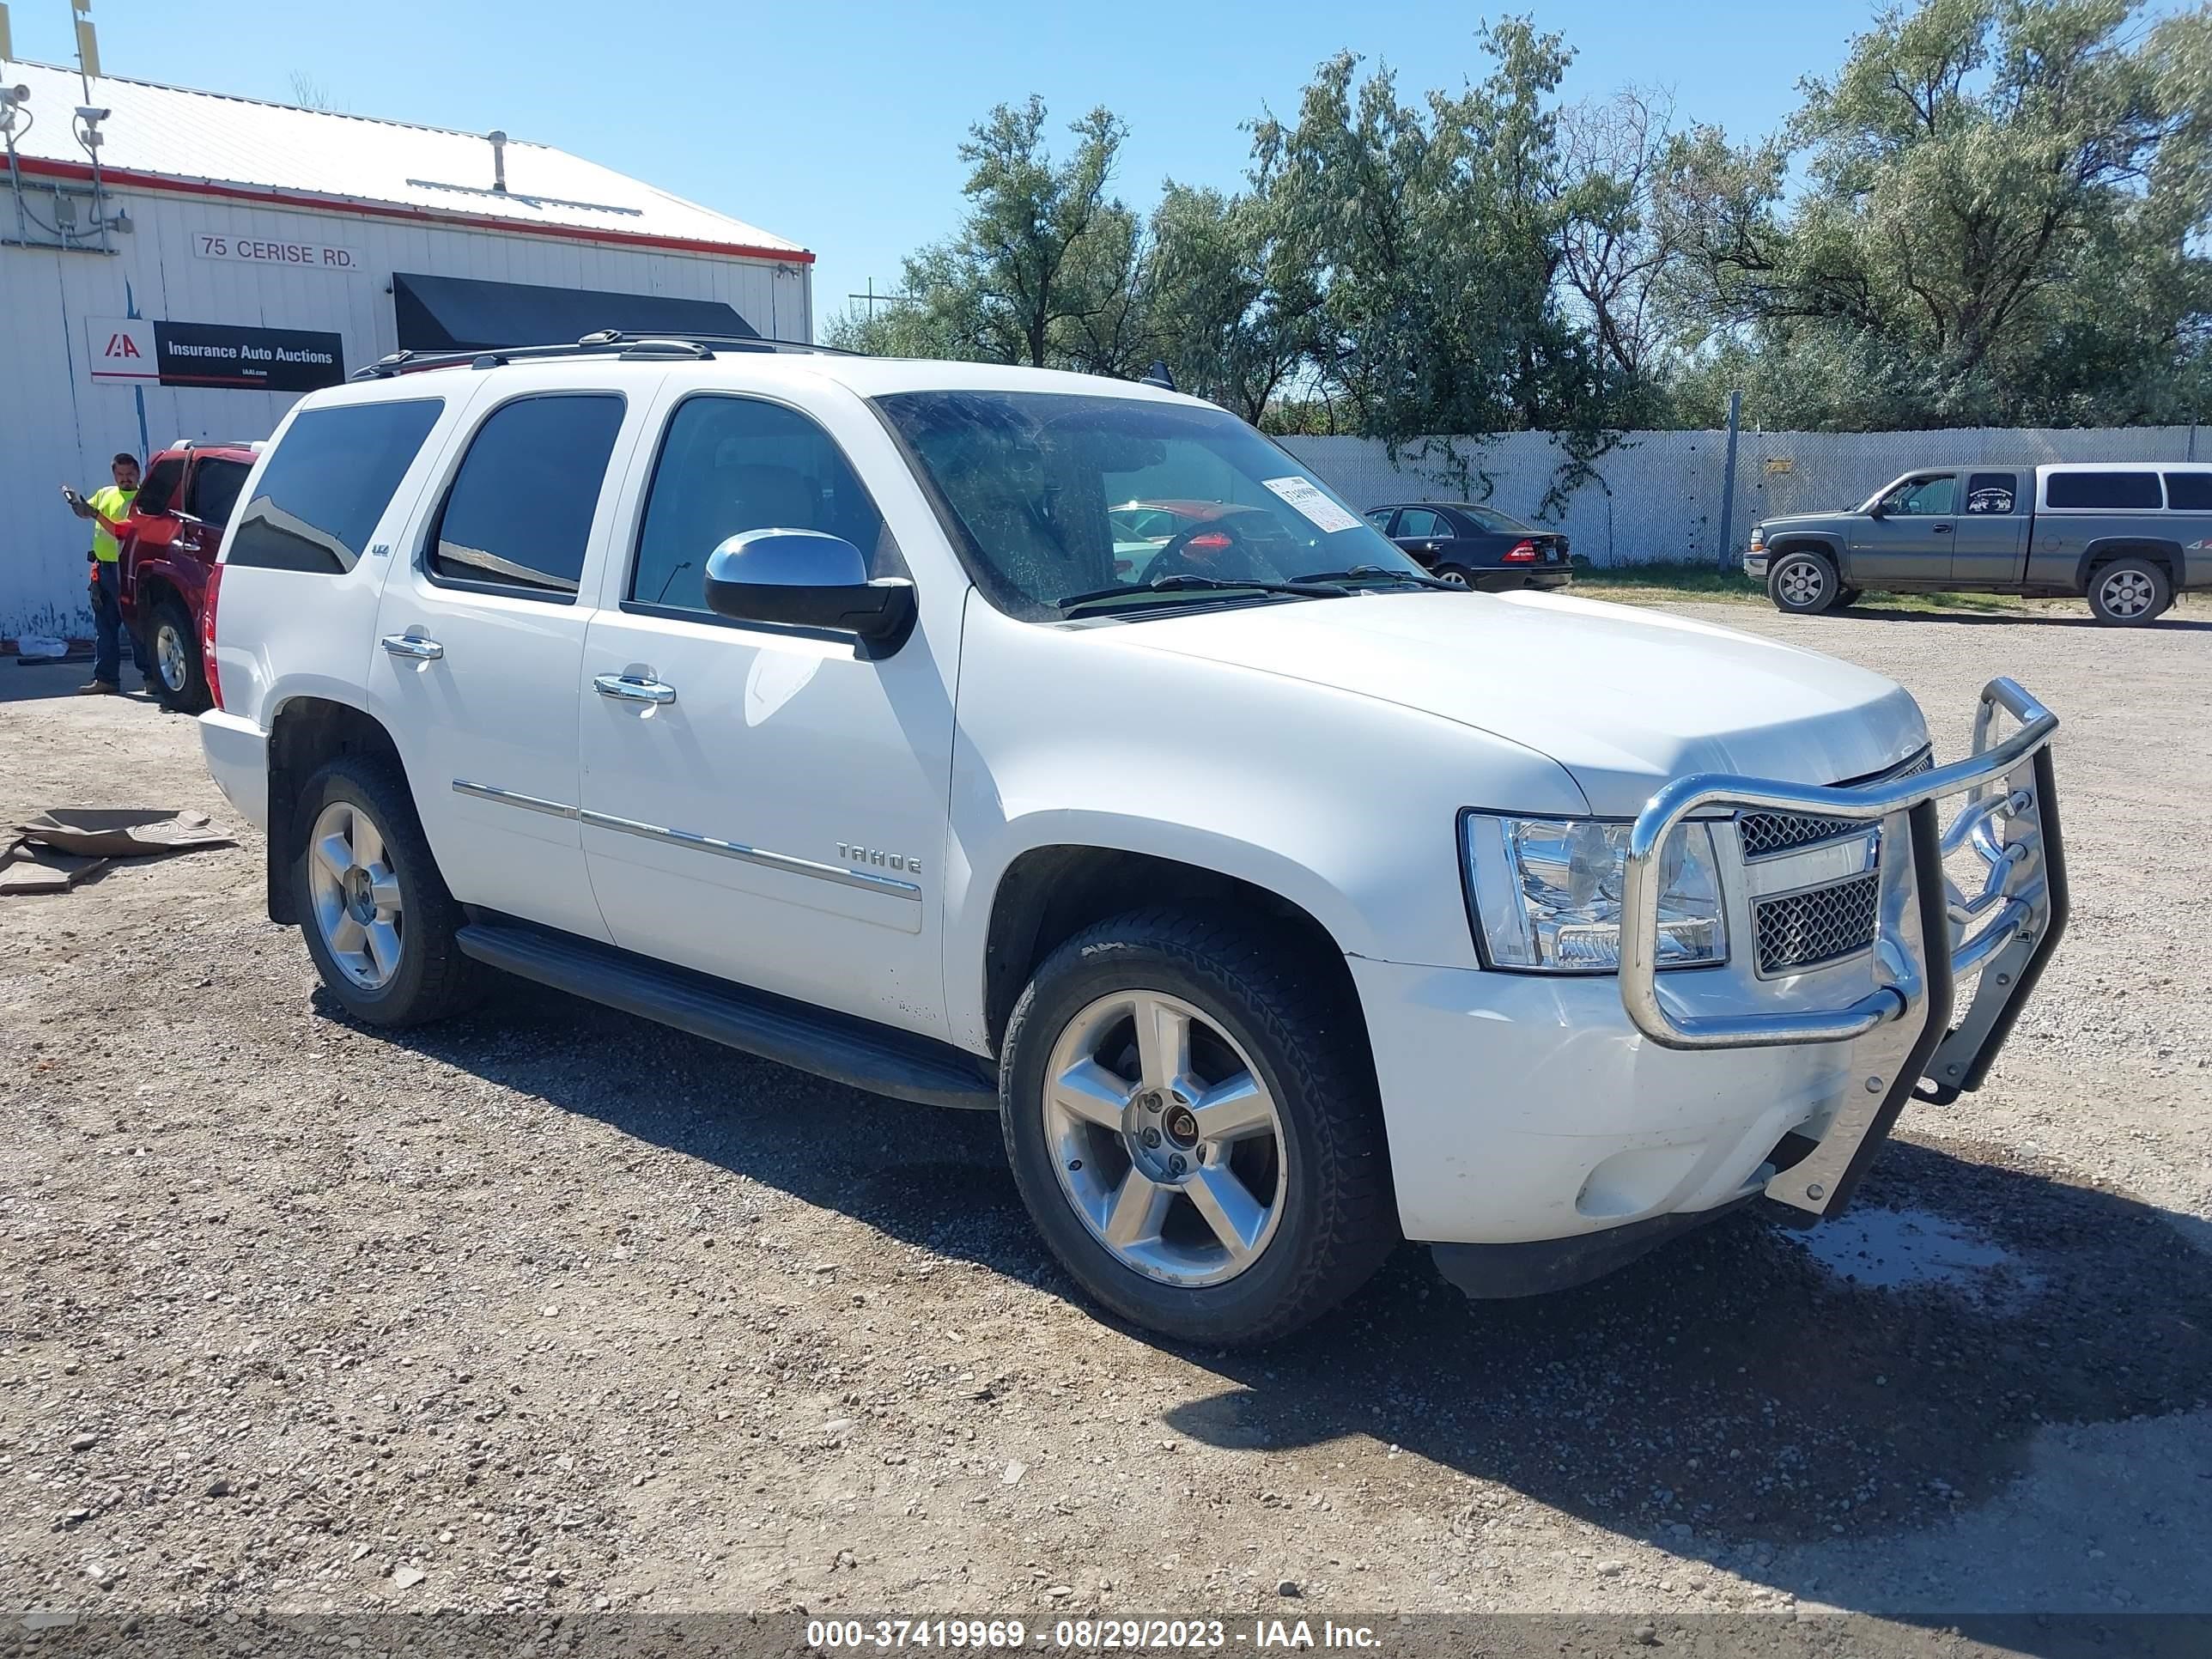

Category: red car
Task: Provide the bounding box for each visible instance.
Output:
[117,441,259,711]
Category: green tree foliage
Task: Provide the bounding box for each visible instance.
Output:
[1668,0,2212,427]
[832,0,2212,437]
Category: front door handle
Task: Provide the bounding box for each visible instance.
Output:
[381,633,444,660]
[594,672,677,706]
[1932,524,1953,533]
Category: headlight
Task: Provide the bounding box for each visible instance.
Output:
[1747,526,1766,551]
[1462,813,1727,973]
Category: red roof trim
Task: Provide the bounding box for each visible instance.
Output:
[11,155,816,264]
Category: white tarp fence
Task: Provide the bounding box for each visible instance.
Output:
[1279,425,2203,568]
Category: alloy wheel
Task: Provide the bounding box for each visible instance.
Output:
[155,621,191,692]
[1778,557,1826,607]
[1437,568,1469,587]
[2098,568,2155,619]
[1041,989,1287,1287]
[307,800,405,990]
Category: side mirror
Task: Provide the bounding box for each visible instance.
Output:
[702,529,916,655]
[1866,501,1887,520]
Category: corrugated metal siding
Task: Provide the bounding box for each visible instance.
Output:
[2,185,811,639]
[1281,427,2203,568]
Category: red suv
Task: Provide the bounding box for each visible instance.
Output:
[118,441,259,711]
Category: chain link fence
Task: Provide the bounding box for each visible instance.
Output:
[1280,426,2204,568]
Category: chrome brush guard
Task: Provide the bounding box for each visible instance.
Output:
[1620,678,2068,1221]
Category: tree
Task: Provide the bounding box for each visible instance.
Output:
[1669,0,2212,427]
[1141,185,1312,422]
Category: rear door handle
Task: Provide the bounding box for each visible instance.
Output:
[1932,525,1953,534]
[380,633,444,660]
[594,672,677,706]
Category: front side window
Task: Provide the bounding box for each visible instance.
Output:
[875,391,1425,618]
[1963,472,2018,514]
[229,398,444,574]
[1395,507,1449,538]
[429,394,626,599]
[2045,471,2161,510]
[186,457,252,526]
[630,396,894,615]
[1363,507,1396,530]
[1881,475,1956,516]
[137,457,185,519]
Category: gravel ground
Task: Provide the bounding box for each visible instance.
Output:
[2,602,2209,1650]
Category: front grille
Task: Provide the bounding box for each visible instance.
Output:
[1755,873,1881,975]
[1737,750,1933,860]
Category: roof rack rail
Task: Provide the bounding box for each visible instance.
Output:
[349,331,862,380]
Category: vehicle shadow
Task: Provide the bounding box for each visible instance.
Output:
[340,978,2212,1624]
[1843,604,2212,632]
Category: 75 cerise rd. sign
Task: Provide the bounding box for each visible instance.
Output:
[193,232,362,272]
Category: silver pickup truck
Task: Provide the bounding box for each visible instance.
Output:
[1745,461,2212,625]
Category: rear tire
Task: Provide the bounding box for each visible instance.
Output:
[999,909,1396,1346]
[290,754,483,1027]
[1433,565,1473,587]
[149,595,210,713]
[1768,550,1842,615]
[2086,557,2170,626]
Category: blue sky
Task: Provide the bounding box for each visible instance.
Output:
[0,0,2138,337]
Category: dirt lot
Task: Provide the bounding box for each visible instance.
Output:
[3,602,2209,1646]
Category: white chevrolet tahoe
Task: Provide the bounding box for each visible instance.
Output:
[196,334,2069,1345]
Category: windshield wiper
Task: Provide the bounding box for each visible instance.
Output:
[1292,564,1455,590]
[1056,573,1352,615]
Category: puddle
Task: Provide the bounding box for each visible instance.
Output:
[1784,1205,2042,1304]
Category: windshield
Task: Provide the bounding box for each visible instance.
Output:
[874,390,1426,617]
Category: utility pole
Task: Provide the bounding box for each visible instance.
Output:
[1715,389,1743,573]
[846,278,915,319]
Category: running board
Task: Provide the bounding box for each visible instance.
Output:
[454,921,996,1111]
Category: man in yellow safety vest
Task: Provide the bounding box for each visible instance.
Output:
[61,452,147,696]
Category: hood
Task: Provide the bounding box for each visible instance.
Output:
[1758,507,1861,531]
[1118,590,1928,815]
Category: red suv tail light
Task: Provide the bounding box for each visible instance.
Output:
[201,562,225,711]
[1504,540,1539,562]
[1188,531,1233,552]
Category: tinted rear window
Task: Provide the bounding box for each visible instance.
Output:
[430,395,626,599]
[186,457,252,526]
[2163,472,2212,511]
[2045,471,2162,510]
[228,400,443,574]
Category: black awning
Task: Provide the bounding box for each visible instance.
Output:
[391,271,757,352]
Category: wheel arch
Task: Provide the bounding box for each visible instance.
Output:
[1765,535,1844,568]
[978,842,1370,1068]
[263,694,407,926]
[2075,537,2183,592]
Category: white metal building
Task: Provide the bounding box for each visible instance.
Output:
[1,58,813,641]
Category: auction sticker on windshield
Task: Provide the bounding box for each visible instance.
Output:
[1262,476,1362,534]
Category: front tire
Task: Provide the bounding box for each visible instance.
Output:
[1768,550,1842,615]
[291,755,482,1026]
[2086,557,2170,626]
[1000,909,1396,1346]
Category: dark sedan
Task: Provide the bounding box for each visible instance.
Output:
[1363,501,1572,591]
